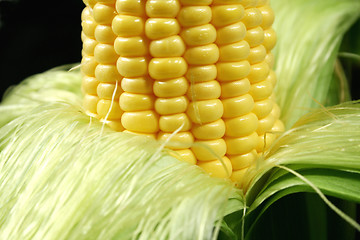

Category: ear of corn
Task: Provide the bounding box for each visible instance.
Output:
[81,0,284,187]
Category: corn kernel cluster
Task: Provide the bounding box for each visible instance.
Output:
[81,0,284,186]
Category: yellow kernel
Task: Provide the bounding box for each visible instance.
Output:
[230,168,247,185]
[216,22,246,45]
[249,78,273,100]
[224,112,258,137]
[263,28,276,51]
[197,157,232,178]
[155,96,189,115]
[81,55,98,76]
[180,24,216,46]
[82,37,98,56]
[211,5,244,27]
[187,80,221,101]
[93,3,116,25]
[149,57,187,80]
[252,98,273,119]
[121,77,153,94]
[186,65,217,83]
[228,149,258,170]
[124,130,156,139]
[121,111,159,133]
[222,94,254,118]
[192,139,227,161]
[82,76,99,95]
[248,45,266,65]
[220,78,251,99]
[158,131,194,149]
[244,26,264,47]
[219,40,250,62]
[82,16,97,38]
[192,119,226,140]
[159,113,192,132]
[257,113,275,135]
[83,94,99,115]
[97,99,123,120]
[177,6,212,27]
[179,0,212,5]
[256,128,279,152]
[146,0,180,18]
[116,0,145,16]
[171,149,197,165]
[259,5,275,29]
[225,131,258,155]
[112,15,144,37]
[114,37,147,57]
[101,119,124,132]
[150,36,185,57]
[97,82,122,100]
[184,44,219,65]
[95,64,121,83]
[212,0,243,4]
[119,92,154,112]
[256,0,267,6]
[271,102,281,119]
[95,25,117,43]
[216,61,250,82]
[145,18,180,40]
[94,43,118,64]
[153,77,188,98]
[81,7,92,21]
[272,119,285,132]
[187,99,223,124]
[241,0,258,8]
[242,8,262,29]
[248,61,270,83]
[265,53,275,69]
[117,57,147,77]
[267,69,276,86]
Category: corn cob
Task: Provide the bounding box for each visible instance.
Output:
[81,0,284,187]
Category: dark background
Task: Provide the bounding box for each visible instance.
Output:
[0,0,358,99]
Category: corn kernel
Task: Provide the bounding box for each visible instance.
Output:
[94,43,119,64]
[244,26,264,47]
[114,37,147,57]
[220,78,251,99]
[197,157,232,178]
[219,40,250,62]
[222,94,254,118]
[225,132,258,155]
[95,64,121,83]
[115,0,145,16]
[177,6,212,27]
[117,57,147,77]
[112,15,144,37]
[158,131,194,149]
[184,44,219,65]
[97,82,122,100]
[153,77,188,98]
[186,65,217,83]
[224,112,258,137]
[242,8,263,29]
[145,18,180,40]
[149,57,187,80]
[146,0,180,18]
[82,17,97,38]
[155,96,189,115]
[149,36,185,57]
[263,28,276,51]
[211,5,244,27]
[121,111,159,133]
[192,139,227,161]
[82,37,98,56]
[249,78,273,100]
[82,76,99,95]
[216,61,250,81]
[259,5,274,29]
[119,92,155,112]
[179,0,212,5]
[93,3,116,25]
[192,119,226,140]
[228,149,258,170]
[248,61,270,83]
[257,113,275,135]
[187,80,221,101]
[187,99,224,124]
[95,25,117,43]
[252,98,273,119]
[121,77,153,94]
[216,22,246,45]
[97,99,123,120]
[180,24,217,46]
[81,55,98,76]
[83,94,99,115]
[248,45,266,64]
[159,113,192,132]
[172,149,197,165]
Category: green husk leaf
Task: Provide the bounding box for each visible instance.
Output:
[272,0,360,128]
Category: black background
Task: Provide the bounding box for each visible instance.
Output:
[0,0,358,99]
